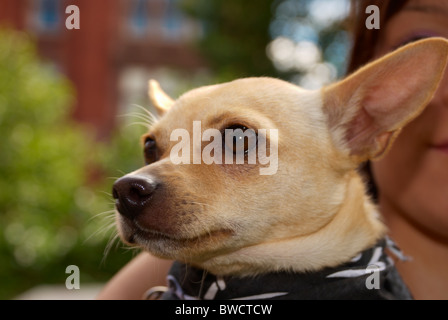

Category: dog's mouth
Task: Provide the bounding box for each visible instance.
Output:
[119,218,235,259]
[127,226,233,245]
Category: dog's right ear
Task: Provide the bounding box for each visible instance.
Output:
[323,37,448,163]
[148,80,175,116]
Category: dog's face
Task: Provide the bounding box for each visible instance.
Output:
[113,38,448,274]
[114,79,344,261]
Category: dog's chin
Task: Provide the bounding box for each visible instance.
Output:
[118,219,235,261]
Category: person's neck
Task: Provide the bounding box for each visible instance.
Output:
[380,196,448,300]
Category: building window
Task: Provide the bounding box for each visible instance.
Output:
[130,0,149,37]
[163,0,183,40]
[36,0,61,33]
[124,0,199,41]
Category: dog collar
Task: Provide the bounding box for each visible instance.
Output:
[153,238,412,300]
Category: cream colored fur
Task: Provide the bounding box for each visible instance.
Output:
[117,38,448,276]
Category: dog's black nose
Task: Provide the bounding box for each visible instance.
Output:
[113,176,158,219]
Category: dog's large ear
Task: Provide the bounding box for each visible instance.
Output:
[148,80,175,116]
[323,38,448,163]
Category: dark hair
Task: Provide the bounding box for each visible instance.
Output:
[347,0,410,74]
[347,0,410,201]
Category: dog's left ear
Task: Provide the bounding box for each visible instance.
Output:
[148,80,175,116]
[323,37,448,162]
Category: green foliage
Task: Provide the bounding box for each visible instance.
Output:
[181,0,350,88]
[0,29,138,299]
[181,0,279,81]
[269,0,351,80]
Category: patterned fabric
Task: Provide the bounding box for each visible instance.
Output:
[157,238,412,300]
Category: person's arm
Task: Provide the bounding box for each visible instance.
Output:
[96,252,173,300]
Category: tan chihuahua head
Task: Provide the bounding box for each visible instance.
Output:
[113,38,448,276]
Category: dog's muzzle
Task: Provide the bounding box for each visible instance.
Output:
[112,175,158,219]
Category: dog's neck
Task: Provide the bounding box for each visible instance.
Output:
[200,171,386,276]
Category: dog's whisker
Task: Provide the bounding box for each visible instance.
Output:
[83,220,116,250]
[85,206,116,235]
[117,105,159,130]
[118,110,154,120]
[118,103,157,122]
[100,215,117,224]
[120,245,142,256]
[102,232,121,265]
[131,111,157,124]
[124,121,153,130]
[130,104,159,121]
[115,170,127,177]
[89,218,116,237]
[106,176,122,181]
[99,190,113,197]
[118,112,156,126]
[88,209,116,222]
[102,221,119,234]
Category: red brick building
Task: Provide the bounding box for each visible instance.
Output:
[0,0,204,139]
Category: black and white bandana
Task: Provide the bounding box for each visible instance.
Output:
[155,238,412,300]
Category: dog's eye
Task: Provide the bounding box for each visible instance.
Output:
[223,125,257,154]
[144,137,158,164]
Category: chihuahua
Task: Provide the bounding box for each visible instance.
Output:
[112,38,448,299]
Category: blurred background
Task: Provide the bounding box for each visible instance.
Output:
[0,0,350,299]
